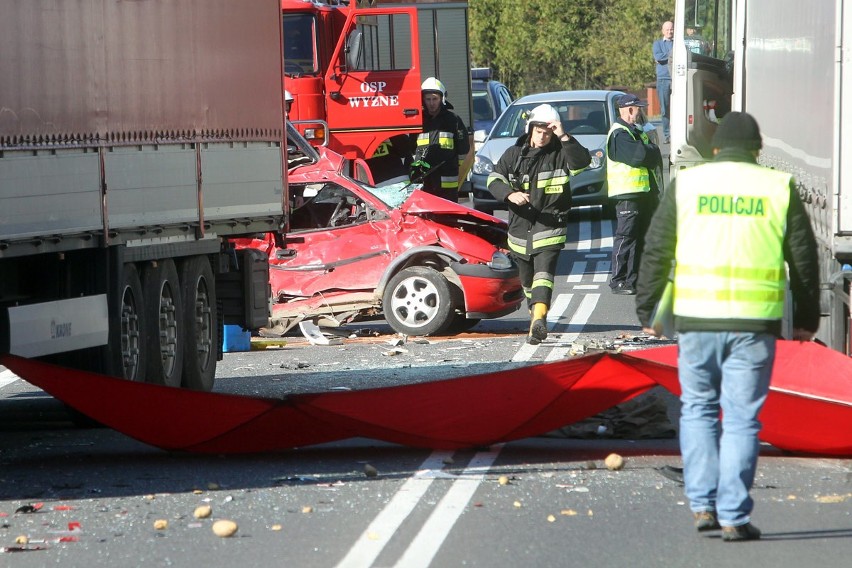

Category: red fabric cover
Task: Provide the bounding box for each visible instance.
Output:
[1,340,849,455]
[631,340,852,456]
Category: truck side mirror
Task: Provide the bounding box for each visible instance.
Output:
[345,29,363,70]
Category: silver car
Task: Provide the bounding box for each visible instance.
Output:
[463,90,660,215]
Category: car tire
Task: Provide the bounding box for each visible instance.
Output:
[383,267,454,336]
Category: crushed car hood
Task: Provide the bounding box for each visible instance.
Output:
[400,190,507,227]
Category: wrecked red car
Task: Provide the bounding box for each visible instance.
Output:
[236,124,523,336]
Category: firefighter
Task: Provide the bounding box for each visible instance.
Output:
[411,77,470,202]
[486,104,591,344]
[285,90,294,117]
[367,135,413,185]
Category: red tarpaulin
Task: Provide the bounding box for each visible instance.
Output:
[1,340,849,456]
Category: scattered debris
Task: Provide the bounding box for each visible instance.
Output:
[545,392,676,440]
[14,503,43,514]
[299,320,344,346]
[364,464,378,478]
[513,501,522,508]
[14,536,28,545]
[212,520,238,537]
[382,348,408,356]
[604,453,625,471]
[193,505,212,519]
[560,509,578,516]
[270,524,283,531]
[153,519,168,530]
[498,475,510,486]
[655,465,684,485]
[386,337,406,347]
[301,506,313,514]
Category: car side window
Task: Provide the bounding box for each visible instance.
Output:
[290,183,367,231]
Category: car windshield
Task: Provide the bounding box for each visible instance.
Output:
[361,180,418,209]
[490,100,610,139]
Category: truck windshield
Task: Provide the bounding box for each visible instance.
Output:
[283,13,319,75]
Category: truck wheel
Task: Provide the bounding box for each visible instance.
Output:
[116,263,146,382]
[383,267,454,336]
[180,256,217,391]
[142,259,184,388]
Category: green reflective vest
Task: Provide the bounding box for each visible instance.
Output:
[674,162,791,321]
[606,123,651,197]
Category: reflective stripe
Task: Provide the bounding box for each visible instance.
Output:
[441,175,459,189]
[417,131,455,150]
[676,265,785,281]
[531,278,554,290]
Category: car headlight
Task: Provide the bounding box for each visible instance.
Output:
[488,251,513,270]
[471,155,495,176]
[588,149,604,169]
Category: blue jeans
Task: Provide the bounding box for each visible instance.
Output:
[656,78,671,138]
[677,331,775,527]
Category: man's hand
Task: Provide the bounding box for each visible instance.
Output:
[507,192,530,206]
[550,120,569,140]
[791,328,815,341]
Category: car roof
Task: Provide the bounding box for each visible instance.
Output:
[512,90,623,104]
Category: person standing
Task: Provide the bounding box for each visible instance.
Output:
[411,77,470,202]
[606,93,663,295]
[653,21,674,142]
[635,112,820,541]
[487,104,591,344]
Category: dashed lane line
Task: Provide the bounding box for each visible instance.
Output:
[0,369,19,390]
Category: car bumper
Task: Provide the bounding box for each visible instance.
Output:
[467,167,608,212]
[451,260,523,318]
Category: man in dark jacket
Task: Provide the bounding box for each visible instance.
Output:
[606,93,663,295]
[411,77,470,202]
[636,112,820,541]
[487,104,591,344]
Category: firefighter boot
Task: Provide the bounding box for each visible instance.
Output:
[527,303,548,345]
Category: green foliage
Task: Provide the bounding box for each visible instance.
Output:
[469,0,674,97]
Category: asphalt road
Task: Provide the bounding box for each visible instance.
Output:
[1,136,851,566]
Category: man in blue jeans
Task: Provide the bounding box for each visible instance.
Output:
[635,112,820,541]
[653,21,673,142]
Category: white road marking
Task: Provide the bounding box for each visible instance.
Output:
[593,260,611,283]
[512,293,573,362]
[394,446,503,568]
[572,285,600,290]
[600,218,614,250]
[335,451,455,568]
[545,294,600,361]
[576,220,592,251]
[584,253,608,259]
[0,369,19,389]
[567,261,587,283]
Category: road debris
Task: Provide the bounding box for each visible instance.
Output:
[153,519,168,530]
[364,464,378,477]
[299,320,344,346]
[194,505,212,519]
[605,453,625,471]
[212,520,238,537]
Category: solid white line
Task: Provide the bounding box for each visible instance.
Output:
[0,369,19,390]
[584,253,608,259]
[572,284,600,290]
[335,451,455,568]
[394,446,503,568]
[566,261,587,283]
[545,294,600,361]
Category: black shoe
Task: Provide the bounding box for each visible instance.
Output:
[721,522,761,542]
[611,283,636,295]
[693,511,721,532]
[528,319,548,344]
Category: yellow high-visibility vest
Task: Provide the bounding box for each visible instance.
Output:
[606,123,651,197]
[674,162,791,320]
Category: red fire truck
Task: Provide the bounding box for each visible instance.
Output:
[281,0,473,182]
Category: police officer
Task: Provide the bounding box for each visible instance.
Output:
[636,112,820,541]
[487,104,591,344]
[411,77,470,202]
[606,93,663,295]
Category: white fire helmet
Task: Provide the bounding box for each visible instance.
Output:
[421,77,447,105]
[284,90,294,103]
[526,104,561,133]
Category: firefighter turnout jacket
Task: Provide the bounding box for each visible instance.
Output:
[487,133,591,256]
[413,107,470,197]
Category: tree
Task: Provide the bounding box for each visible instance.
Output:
[469,0,673,97]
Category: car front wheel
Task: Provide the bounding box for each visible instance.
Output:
[383,267,454,336]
